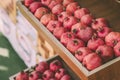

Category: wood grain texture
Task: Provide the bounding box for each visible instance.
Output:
[17,0,120,80]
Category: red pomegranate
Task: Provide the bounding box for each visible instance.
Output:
[114,42,120,57]
[75,47,92,62]
[96,45,114,63]
[83,53,102,70]
[74,8,90,19]
[34,7,49,19]
[105,32,120,47]
[67,38,85,54]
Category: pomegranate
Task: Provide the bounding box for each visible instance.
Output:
[74,8,90,19]
[50,59,62,72]
[34,7,49,19]
[77,27,94,42]
[40,13,57,26]
[48,0,63,9]
[67,38,85,54]
[114,42,120,57]
[29,2,43,13]
[58,11,72,23]
[71,22,87,36]
[96,45,114,63]
[92,18,108,30]
[66,2,80,14]
[47,20,62,32]
[29,71,40,80]
[75,47,92,62]
[41,0,52,6]
[83,53,102,70]
[105,32,120,47]
[60,32,75,46]
[49,78,56,80]
[42,70,54,80]
[63,16,78,30]
[52,4,64,15]
[87,35,105,51]
[60,74,71,80]
[53,27,66,39]
[24,0,34,7]
[97,26,111,38]
[81,14,94,26]
[15,71,29,80]
[35,61,49,73]
[63,0,74,7]
[55,68,66,80]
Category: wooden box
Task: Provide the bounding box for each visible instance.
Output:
[17,0,120,80]
[9,55,80,80]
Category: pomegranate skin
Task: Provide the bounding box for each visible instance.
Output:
[60,74,71,80]
[66,2,80,14]
[42,70,54,80]
[24,0,35,7]
[47,20,62,32]
[50,60,62,72]
[97,26,111,38]
[55,68,66,80]
[87,37,105,51]
[114,42,120,57]
[40,13,57,26]
[58,11,72,23]
[92,18,108,30]
[75,47,92,62]
[60,32,75,46]
[15,71,29,80]
[74,8,90,19]
[29,2,43,13]
[77,27,94,42]
[96,45,114,63]
[52,4,64,15]
[48,0,63,9]
[67,38,85,54]
[81,14,94,26]
[105,32,120,47]
[41,0,52,6]
[63,0,74,7]
[35,61,49,73]
[71,22,87,37]
[29,71,40,80]
[53,27,66,40]
[83,53,102,70]
[34,7,48,19]
[63,16,78,30]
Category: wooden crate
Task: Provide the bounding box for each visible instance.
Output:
[17,0,120,80]
[9,55,80,80]
[37,34,56,59]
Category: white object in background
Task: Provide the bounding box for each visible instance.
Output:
[16,29,37,67]
[0,8,12,37]
[0,8,39,67]
[16,11,38,47]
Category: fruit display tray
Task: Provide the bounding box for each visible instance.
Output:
[9,55,80,80]
[17,0,120,80]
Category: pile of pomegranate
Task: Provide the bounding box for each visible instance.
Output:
[24,0,120,71]
[15,59,71,80]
